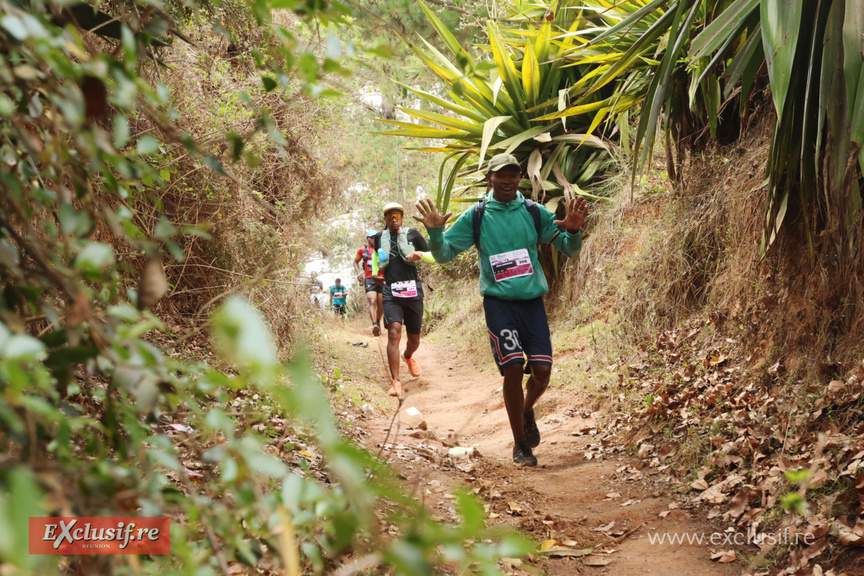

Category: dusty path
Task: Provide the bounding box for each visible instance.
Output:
[332,322,741,575]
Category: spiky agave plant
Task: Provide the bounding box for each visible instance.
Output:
[375,1,629,217]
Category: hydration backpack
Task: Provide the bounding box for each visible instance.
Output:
[472,198,543,247]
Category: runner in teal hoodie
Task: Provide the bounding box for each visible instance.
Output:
[414,152,589,466]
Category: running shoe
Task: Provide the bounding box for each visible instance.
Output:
[523,409,540,448]
[388,379,402,397]
[372,323,381,337]
[512,442,537,467]
[402,353,420,377]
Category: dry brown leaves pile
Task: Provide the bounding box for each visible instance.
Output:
[598,322,864,575]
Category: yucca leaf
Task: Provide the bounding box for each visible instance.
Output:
[575,152,606,184]
[406,43,461,85]
[691,26,742,91]
[816,1,843,169]
[843,0,864,161]
[542,143,567,183]
[572,5,678,105]
[690,0,759,59]
[552,161,576,201]
[478,116,513,170]
[393,82,487,124]
[488,23,528,125]
[763,190,789,253]
[703,73,721,139]
[492,76,504,107]
[374,124,471,139]
[398,108,482,134]
[445,85,500,119]
[527,148,544,200]
[580,0,671,46]
[437,150,463,208]
[403,146,474,152]
[438,152,473,211]
[551,132,611,151]
[535,20,553,64]
[534,96,615,120]
[633,0,701,175]
[760,0,804,119]
[492,124,557,154]
[522,41,541,108]
[418,2,475,68]
[409,39,506,119]
[545,196,565,213]
[527,66,610,113]
[723,23,763,101]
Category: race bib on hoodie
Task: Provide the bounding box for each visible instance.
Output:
[489,249,533,282]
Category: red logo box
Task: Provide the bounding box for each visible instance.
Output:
[29,517,170,555]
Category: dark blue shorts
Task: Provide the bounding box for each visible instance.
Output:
[483,296,552,375]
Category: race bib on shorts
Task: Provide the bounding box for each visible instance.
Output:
[490,249,533,282]
[391,280,418,298]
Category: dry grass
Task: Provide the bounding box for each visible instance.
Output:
[553,114,864,377]
[93,17,350,352]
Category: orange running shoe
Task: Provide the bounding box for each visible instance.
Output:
[402,353,420,377]
[388,379,402,397]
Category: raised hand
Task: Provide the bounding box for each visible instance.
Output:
[413,198,453,229]
[554,196,589,231]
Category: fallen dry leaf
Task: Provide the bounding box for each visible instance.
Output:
[837,527,864,547]
[542,546,593,558]
[583,556,612,566]
[593,521,615,533]
[710,550,736,563]
[540,539,560,551]
[728,491,750,519]
[691,478,709,491]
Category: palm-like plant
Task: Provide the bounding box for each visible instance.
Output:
[382,0,864,263]
[375,2,626,214]
[557,0,864,256]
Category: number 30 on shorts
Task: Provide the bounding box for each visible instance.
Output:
[499,329,521,351]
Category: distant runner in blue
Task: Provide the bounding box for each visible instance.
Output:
[329,278,348,318]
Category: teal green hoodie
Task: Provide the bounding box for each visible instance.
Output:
[427,191,582,300]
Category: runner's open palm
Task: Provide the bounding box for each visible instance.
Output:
[554,197,589,231]
[414,199,452,229]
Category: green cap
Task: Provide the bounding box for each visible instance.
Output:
[486,153,522,174]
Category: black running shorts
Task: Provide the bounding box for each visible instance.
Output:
[364,278,383,293]
[383,297,423,335]
[483,296,552,375]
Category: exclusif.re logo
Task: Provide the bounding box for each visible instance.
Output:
[29,517,170,555]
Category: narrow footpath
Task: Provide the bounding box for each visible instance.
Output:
[332,323,742,575]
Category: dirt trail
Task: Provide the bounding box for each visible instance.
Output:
[334,323,740,575]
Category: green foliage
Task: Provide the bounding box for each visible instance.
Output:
[562,0,864,258]
[0,0,532,573]
[376,1,620,215]
[388,0,863,265]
